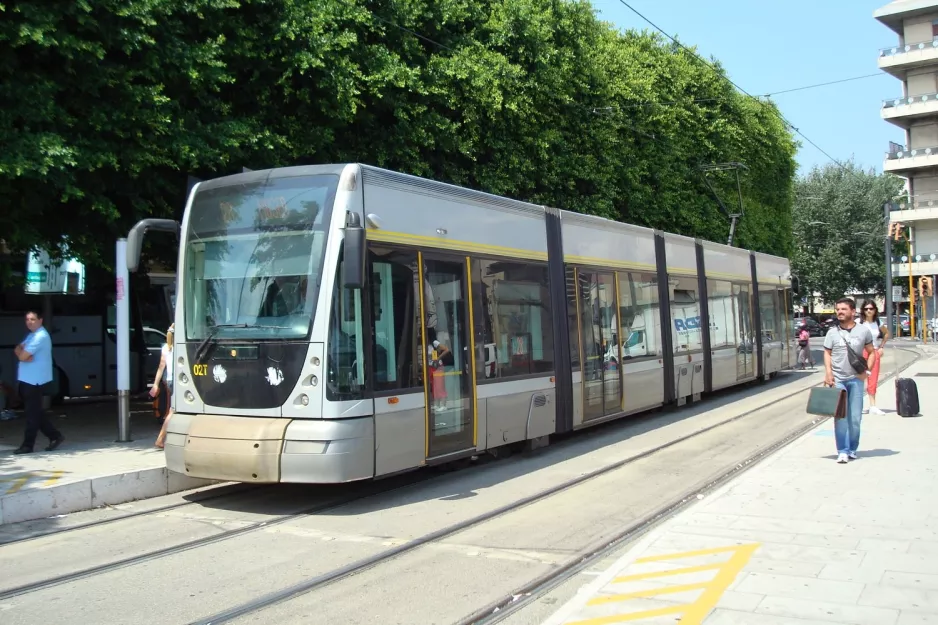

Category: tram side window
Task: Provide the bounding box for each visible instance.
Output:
[369,247,423,392]
[780,287,794,340]
[327,246,365,401]
[616,271,661,359]
[476,259,554,379]
[759,287,780,343]
[735,283,753,348]
[670,276,701,354]
[706,280,736,349]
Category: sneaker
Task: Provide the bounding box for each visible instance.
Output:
[848,452,858,460]
[837,453,849,464]
[870,406,885,415]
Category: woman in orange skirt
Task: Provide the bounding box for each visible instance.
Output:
[859,300,888,415]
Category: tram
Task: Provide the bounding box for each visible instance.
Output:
[126,164,797,484]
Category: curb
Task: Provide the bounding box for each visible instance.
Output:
[0,467,217,526]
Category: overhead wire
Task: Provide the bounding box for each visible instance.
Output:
[763,73,883,97]
[612,0,849,170]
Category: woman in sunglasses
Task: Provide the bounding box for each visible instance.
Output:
[859,300,889,415]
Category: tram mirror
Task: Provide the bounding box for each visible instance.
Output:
[342,213,365,289]
[127,219,180,273]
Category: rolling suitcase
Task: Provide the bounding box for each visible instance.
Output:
[896,377,920,417]
[894,351,920,417]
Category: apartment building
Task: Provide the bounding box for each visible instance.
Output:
[876,0,938,321]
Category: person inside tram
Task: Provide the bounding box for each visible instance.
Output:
[427,326,452,413]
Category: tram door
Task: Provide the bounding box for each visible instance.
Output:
[420,255,476,458]
[735,283,755,380]
[577,270,621,421]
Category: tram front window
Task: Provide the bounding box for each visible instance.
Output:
[183,174,339,341]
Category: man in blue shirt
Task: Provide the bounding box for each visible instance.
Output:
[13,310,64,454]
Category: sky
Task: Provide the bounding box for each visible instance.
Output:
[590,0,903,175]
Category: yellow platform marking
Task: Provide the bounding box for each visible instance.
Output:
[0,470,67,496]
[588,582,710,606]
[611,563,723,584]
[42,470,65,487]
[3,476,29,495]
[567,543,759,625]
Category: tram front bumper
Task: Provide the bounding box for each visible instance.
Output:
[164,413,375,484]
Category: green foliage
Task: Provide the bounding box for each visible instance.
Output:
[0,0,797,272]
[791,161,904,304]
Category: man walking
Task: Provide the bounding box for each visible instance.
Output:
[823,298,875,464]
[13,310,64,454]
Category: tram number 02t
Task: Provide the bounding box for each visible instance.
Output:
[192,364,208,377]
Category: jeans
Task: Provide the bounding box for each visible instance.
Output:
[19,382,62,450]
[834,377,864,455]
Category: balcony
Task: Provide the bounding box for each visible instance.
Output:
[882,92,938,126]
[893,251,938,277]
[890,195,938,221]
[884,144,938,173]
[879,39,938,77]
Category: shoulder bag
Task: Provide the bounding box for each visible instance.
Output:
[838,328,868,374]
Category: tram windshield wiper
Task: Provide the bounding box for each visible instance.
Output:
[193,324,249,363]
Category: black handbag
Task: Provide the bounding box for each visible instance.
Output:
[838,329,868,374]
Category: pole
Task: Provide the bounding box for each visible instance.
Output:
[884,203,893,336]
[116,239,131,442]
[727,215,738,247]
[909,231,915,339]
[933,274,937,340]
[924,289,929,344]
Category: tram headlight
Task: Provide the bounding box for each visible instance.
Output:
[310,375,318,387]
[311,356,320,367]
[299,394,309,406]
[184,390,195,403]
[179,372,189,385]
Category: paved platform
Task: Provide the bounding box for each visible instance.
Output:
[542,351,938,625]
[0,398,213,525]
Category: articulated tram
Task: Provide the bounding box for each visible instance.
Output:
[127,164,797,484]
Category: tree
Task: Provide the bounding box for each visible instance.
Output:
[1,0,798,275]
[791,161,904,305]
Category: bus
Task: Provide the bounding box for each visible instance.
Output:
[126,164,796,484]
[0,264,175,403]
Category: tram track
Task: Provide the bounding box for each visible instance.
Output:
[0,346,918,621]
[183,346,923,625]
[0,470,442,601]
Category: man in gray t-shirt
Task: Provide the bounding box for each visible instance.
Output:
[823,322,873,384]
[823,298,875,465]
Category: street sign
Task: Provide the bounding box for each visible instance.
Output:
[24,250,85,294]
[893,286,902,300]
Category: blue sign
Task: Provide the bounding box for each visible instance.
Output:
[675,317,700,331]
[674,316,721,332]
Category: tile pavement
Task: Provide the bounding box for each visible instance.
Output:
[542,351,938,625]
